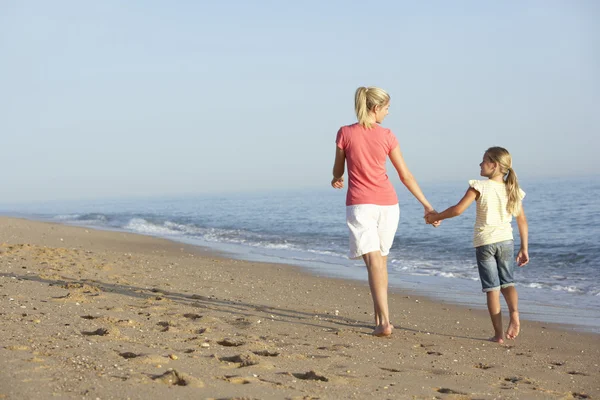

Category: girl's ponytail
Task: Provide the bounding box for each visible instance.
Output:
[505,167,522,216]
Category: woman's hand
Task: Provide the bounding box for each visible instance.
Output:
[331,176,344,189]
[424,208,441,227]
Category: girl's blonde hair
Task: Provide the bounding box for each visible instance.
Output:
[485,146,522,216]
[354,86,390,128]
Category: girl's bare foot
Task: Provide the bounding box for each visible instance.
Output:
[373,323,394,337]
[506,312,520,339]
[489,335,504,344]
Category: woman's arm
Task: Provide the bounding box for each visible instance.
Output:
[388,145,433,213]
[331,146,345,189]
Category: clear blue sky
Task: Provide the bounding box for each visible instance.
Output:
[1,1,598,203]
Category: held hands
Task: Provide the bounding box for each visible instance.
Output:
[424,209,441,228]
[331,176,344,189]
[516,249,529,267]
[424,212,438,224]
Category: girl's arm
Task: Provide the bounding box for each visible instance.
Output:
[388,145,434,213]
[424,188,478,223]
[515,205,529,266]
[331,146,345,189]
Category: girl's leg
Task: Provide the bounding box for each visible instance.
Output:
[486,291,504,343]
[497,241,519,339]
[501,286,520,339]
[362,251,393,336]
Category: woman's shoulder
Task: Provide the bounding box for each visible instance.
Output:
[339,123,392,131]
[339,122,360,131]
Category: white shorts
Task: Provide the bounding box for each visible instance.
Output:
[346,204,400,259]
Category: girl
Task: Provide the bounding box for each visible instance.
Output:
[425,147,529,343]
[331,86,438,337]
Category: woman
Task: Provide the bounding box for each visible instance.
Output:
[331,86,438,336]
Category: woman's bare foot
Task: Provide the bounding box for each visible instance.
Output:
[506,312,520,339]
[373,323,394,337]
[489,335,504,344]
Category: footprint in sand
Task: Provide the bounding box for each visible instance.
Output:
[61,283,101,296]
[217,338,246,347]
[81,315,134,327]
[218,353,261,367]
[118,352,141,359]
[291,370,328,382]
[504,376,533,384]
[144,296,171,309]
[150,369,203,388]
[252,350,280,357]
[156,321,178,332]
[571,392,591,399]
[307,354,330,360]
[133,354,170,365]
[437,388,467,395]
[182,313,203,320]
[228,317,254,329]
[81,328,110,336]
[221,375,256,385]
[51,292,88,303]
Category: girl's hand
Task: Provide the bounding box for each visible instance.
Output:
[424,213,437,224]
[424,208,441,227]
[331,176,344,189]
[516,249,529,267]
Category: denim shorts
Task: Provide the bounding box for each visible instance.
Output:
[475,240,515,292]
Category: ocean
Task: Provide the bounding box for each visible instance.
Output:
[2,176,599,333]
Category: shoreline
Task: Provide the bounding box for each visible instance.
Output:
[13,212,599,334]
[190,239,600,335]
[1,216,598,399]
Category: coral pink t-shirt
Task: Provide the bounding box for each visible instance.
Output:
[336,123,399,206]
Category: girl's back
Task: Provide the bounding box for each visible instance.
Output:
[469,179,525,247]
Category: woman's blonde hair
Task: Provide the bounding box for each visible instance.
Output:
[485,146,522,216]
[354,86,390,128]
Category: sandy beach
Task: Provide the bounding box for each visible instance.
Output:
[0,216,598,399]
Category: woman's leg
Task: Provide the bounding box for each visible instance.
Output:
[362,251,393,336]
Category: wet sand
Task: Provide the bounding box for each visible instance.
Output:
[0,216,598,399]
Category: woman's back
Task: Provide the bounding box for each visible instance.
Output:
[336,123,398,206]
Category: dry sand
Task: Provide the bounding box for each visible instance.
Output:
[0,216,598,399]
